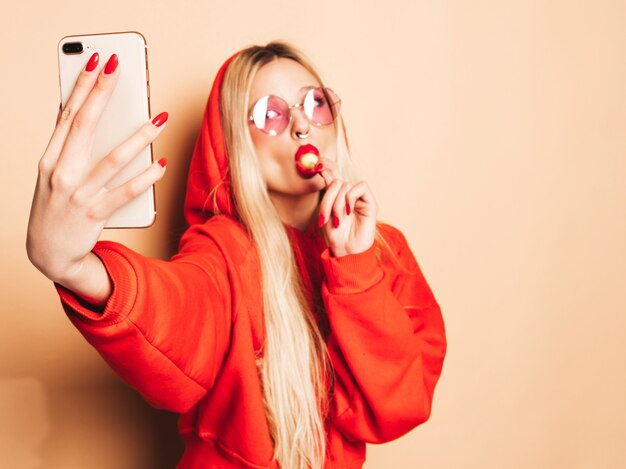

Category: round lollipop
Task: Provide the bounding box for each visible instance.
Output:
[295,144,323,177]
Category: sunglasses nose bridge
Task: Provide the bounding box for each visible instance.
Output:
[288,102,307,117]
[288,102,311,129]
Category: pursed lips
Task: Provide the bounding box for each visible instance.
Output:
[294,144,322,177]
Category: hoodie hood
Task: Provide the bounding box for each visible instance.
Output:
[183,48,351,227]
[184,51,241,226]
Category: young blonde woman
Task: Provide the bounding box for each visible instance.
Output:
[27,41,447,469]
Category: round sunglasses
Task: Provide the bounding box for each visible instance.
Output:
[248,86,341,136]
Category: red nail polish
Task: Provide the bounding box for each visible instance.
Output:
[332,215,340,228]
[158,158,167,167]
[104,54,118,74]
[85,53,99,72]
[315,163,324,172]
[346,204,351,216]
[318,214,325,227]
[152,112,168,127]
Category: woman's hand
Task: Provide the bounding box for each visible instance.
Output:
[317,164,378,257]
[26,53,168,295]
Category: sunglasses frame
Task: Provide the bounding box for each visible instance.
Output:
[248,86,341,136]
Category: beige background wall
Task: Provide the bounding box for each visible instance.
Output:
[1,0,624,468]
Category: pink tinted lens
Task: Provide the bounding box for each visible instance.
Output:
[303,87,341,125]
[251,95,290,135]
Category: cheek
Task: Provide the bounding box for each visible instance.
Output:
[251,131,293,167]
[249,128,267,155]
[319,129,338,160]
[251,132,277,168]
[253,139,293,184]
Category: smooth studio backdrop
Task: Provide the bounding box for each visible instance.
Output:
[1,1,625,468]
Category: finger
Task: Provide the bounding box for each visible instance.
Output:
[331,182,351,228]
[55,54,121,173]
[91,158,167,220]
[319,165,337,187]
[318,178,345,227]
[345,181,378,218]
[81,113,168,197]
[315,155,337,173]
[41,53,103,172]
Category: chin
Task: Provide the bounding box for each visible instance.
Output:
[267,170,325,196]
[303,175,326,191]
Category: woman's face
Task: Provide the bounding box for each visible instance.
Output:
[248,58,337,197]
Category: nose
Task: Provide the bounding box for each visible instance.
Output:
[290,106,311,140]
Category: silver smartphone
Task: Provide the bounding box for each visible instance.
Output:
[58,31,156,228]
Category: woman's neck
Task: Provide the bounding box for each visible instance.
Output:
[268,190,320,232]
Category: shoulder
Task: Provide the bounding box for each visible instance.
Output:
[182,214,249,243]
[193,214,250,242]
[375,222,418,273]
[177,215,258,265]
[376,222,411,254]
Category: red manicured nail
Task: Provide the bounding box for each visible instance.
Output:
[332,215,340,228]
[158,158,167,167]
[346,204,351,216]
[104,54,118,74]
[315,163,324,172]
[85,53,99,72]
[318,214,325,227]
[152,111,168,127]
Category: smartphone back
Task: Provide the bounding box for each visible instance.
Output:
[58,31,155,228]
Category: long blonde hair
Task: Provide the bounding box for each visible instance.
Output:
[219,41,375,469]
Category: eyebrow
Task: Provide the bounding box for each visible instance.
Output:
[248,85,320,110]
[299,85,318,91]
[294,85,321,100]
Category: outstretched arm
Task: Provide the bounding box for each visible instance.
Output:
[54,222,236,414]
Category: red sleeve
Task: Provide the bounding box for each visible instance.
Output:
[54,224,234,414]
[321,225,447,443]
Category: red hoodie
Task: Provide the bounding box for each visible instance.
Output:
[54,51,447,468]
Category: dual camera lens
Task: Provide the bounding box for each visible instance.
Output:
[62,42,83,54]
